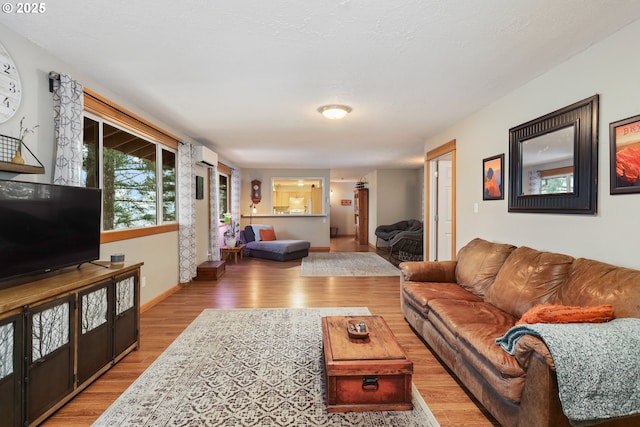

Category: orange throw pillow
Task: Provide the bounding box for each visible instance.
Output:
[516,304,614,325]
[259,228,276,241]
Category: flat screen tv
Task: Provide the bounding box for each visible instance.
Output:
[0,179,102,284]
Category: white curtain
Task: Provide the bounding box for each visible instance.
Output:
[528,170,542,195]
[178,143,197,282]
[52,73,84,186]
[208,166,221,261]
[231,168,241,239]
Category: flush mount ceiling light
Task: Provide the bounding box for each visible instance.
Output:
[318,104,352,120]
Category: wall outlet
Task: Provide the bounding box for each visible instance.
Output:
[141,276,146,288]
[473,203,479,213]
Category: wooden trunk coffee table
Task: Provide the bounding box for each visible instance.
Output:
[321,315,413,412]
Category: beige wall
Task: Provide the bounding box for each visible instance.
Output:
[0,24,194,305]
[241,168,331,248]
[363,169,423,246]
[425,19,640,269]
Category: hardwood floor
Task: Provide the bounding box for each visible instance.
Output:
[43,236,499,427]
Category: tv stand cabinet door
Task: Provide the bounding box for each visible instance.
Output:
[113,271,140,357]
[0,312,23,427]
[77,279,113,385]
[25,295,75,424]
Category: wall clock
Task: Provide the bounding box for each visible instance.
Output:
[0,42,21,123]
[251,179,262,204]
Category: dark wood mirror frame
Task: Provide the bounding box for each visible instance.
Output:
[508,95,599,214]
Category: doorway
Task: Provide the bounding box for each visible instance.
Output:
[426,140,456,261]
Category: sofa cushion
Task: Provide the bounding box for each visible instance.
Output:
[259,228,276,241]
[250,224,274,241]
[455,238,516,297]
[245,239,310,255]
[557,258,640,318]
[402,281,482,317]
[427,299,525,402]
[485,246,574,318]
[516,303,614,325]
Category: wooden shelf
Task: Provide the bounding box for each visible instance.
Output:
[0,133,45,174]
[0,160,45,174]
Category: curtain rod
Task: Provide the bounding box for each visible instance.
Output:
[48,71,60,93]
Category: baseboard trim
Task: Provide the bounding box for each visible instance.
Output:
[310,247,330,252]
[141,283,184,313]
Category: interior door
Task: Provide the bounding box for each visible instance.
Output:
[436,159,453,260]
[426,140,456,261]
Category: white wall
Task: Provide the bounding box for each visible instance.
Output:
[329,181,356,236]
[0,24,199,305]
[425,19,640,269]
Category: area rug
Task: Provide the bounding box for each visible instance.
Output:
[93,308,439,427]
[300,252,400,277]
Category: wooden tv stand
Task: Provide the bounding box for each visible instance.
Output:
[0,261,143,427]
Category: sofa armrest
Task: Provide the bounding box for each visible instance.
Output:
[399,260,457,283]
[514,334,556,371]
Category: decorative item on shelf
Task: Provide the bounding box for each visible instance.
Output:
[222,213,239,248]
[355,177,367,189]
[110,253,125,268]
[12,117,39,165]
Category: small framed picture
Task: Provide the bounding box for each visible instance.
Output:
[483,154,504,200]
[610,114,640,194]
[195,175,204,199]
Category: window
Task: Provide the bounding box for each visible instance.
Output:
[218,173,229,219]
[82,115,177,232]
[540,166,574,195]
[271,177,325,215]
[541,173,573,194]
[217,162,232,222]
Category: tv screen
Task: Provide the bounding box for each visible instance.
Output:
[0,179,102,283]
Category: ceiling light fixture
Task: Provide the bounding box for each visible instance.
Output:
[318,104,352,120]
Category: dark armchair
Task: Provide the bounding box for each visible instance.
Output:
[388,230,424,264]
[374,219,422,250]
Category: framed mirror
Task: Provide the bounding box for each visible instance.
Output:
[508,95,599,214]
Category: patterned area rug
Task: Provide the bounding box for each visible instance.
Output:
[300,252,400,277]
[93,308,439,427]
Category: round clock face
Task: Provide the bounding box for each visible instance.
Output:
[253,184,259,190]
[0,42,22,123]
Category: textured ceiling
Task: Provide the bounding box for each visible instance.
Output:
[2,1,640,181]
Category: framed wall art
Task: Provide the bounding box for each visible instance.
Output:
[610,114,640,194]
[483,154,504,200]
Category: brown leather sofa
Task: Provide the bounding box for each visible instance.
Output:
[400,238,640,427]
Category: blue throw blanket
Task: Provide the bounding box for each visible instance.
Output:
[496,318,640,427]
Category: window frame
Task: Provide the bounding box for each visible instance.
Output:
[217,162,232,224]
[83,90,180,243]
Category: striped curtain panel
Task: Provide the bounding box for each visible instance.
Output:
[52,73,83,186]
[178,143,197,282]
